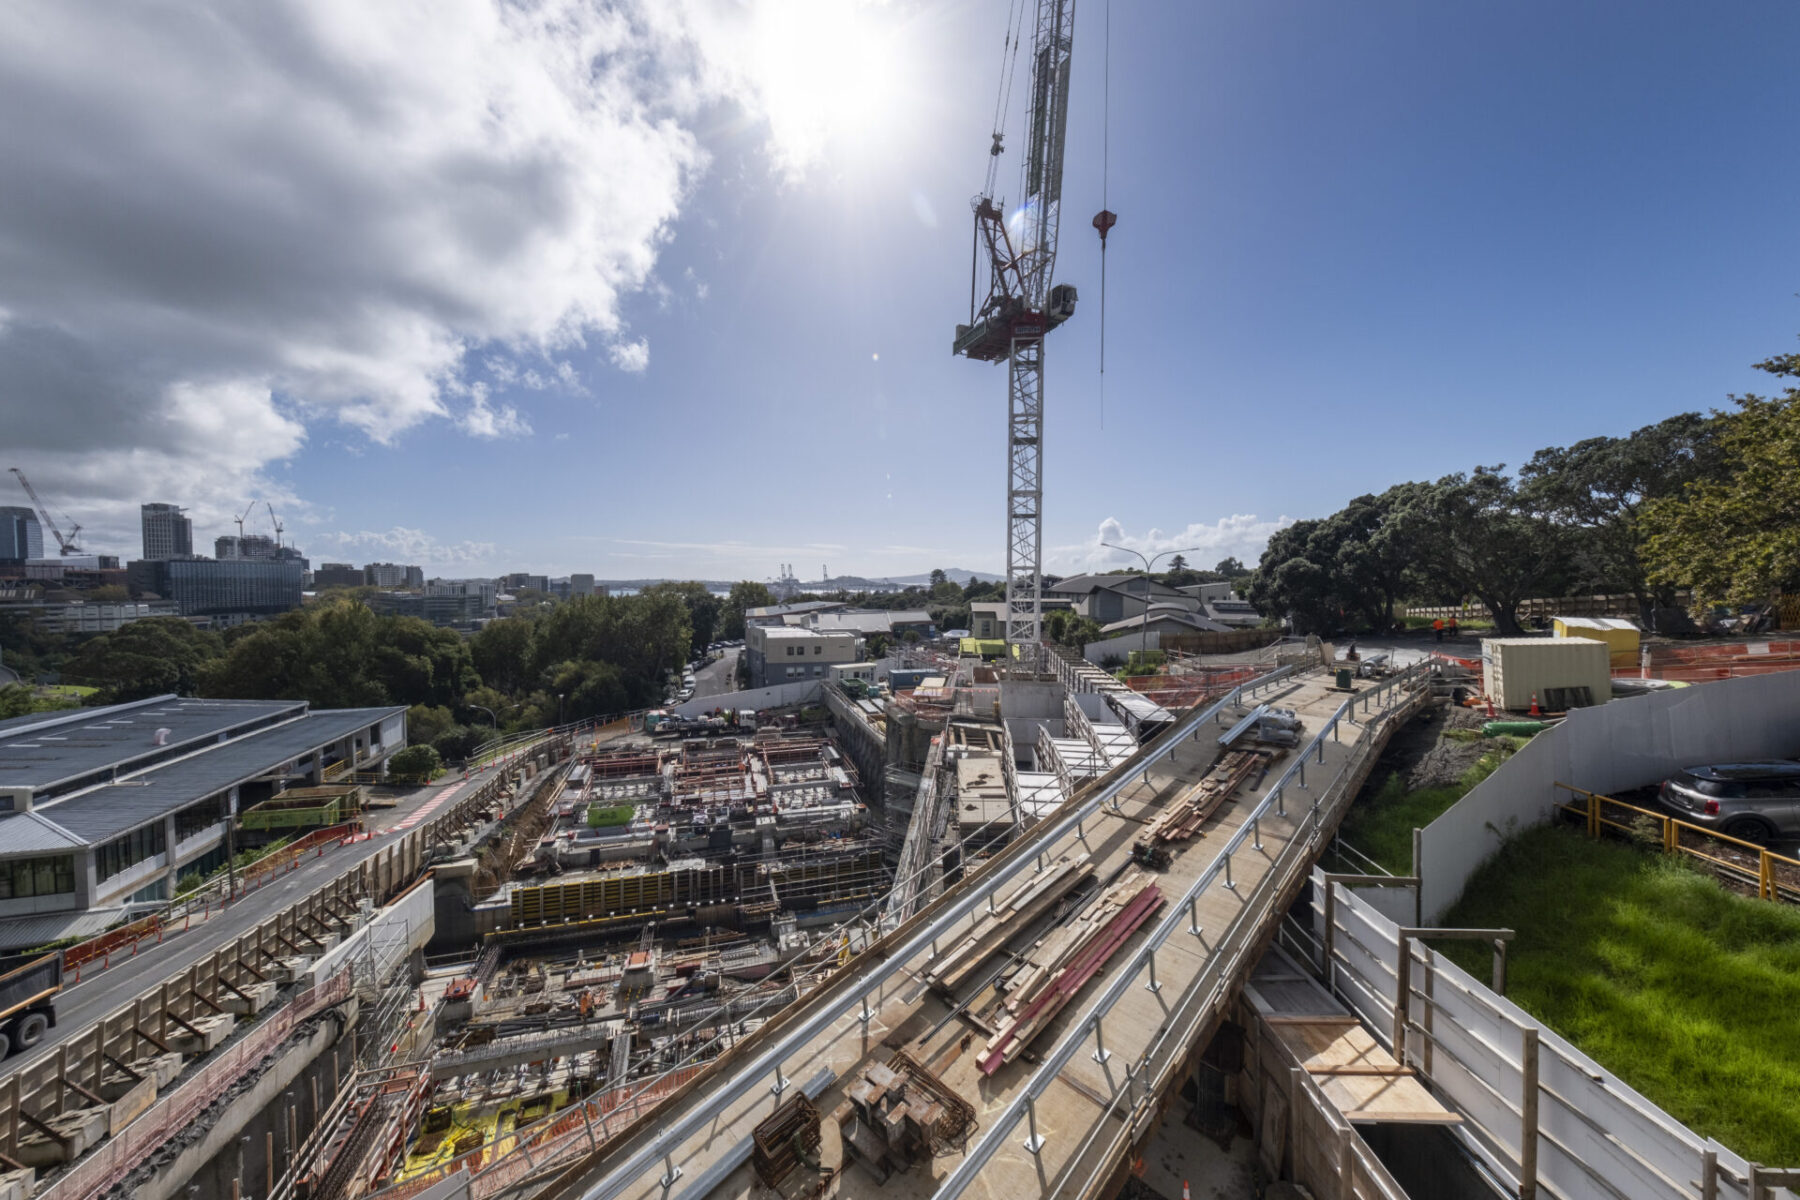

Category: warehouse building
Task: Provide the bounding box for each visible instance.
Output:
[0,695,406,949]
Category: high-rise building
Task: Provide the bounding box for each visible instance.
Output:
[0,507,43,564]
[363,562,422,589]
[139,503,193,560]
[570,573,597,597]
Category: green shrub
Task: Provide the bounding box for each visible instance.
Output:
[387,744,443,781]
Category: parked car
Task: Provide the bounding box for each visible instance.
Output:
[1657,762,1800,843]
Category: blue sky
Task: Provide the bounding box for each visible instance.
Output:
[6,1,1799,583]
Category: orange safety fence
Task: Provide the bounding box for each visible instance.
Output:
[1638,639,1800,682]
[63,911,164,971]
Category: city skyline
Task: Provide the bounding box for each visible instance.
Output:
[4,2,1798,581]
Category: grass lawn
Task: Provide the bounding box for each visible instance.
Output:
[1439,825,1800,1165]
[586,804,635,828]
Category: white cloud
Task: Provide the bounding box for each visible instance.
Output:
[317,527,498,569]
[0,0,880,553]
[608,338,652,373]
[1052,515,1296,575]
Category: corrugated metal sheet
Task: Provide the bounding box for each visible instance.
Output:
[0,906,126,952]
[28,706,406,844]
[1481,637,1613,709]
[0,810,86,852]
[0,695,304,792]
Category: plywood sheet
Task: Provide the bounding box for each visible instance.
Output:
[1273,1021,1461,1125]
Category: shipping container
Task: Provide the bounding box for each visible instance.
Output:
[1551,616,1641,669]
[1481,637,1612,710]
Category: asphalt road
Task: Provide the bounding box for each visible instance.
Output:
[691,650,739,700]
[0,775,475,1081]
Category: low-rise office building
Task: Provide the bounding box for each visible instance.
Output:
[0,599,182,635]
[0,695,406,950]
[745,625,858,687]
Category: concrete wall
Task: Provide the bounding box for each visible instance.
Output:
[1083,631,1161,665]
[668,680,822,718]
[308,876,435,992]
[1418,671,1800,920]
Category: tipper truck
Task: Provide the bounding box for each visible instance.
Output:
[0,951,62,1059]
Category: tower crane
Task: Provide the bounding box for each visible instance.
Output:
[953,0,1081,671]
[266,501,284,550]
[7,467,84,556]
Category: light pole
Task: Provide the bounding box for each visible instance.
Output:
[1099,542,1199,660]
[468,704,500,730]
[558,693,566,727]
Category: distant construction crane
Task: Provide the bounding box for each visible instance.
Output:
[953,0,1082,671]
[266,501,284,549]
[7,467,84,555]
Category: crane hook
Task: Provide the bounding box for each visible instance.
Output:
[1092,210,1117,243]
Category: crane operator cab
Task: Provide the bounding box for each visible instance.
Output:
[1045,283,1078,329]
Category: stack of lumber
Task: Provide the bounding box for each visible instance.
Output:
[924,854,1094,994]
[977,870,1165,1074]
[1143,749,1270,843]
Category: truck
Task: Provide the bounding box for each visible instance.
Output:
[0,951,62,1059]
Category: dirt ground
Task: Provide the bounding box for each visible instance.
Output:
[1356,697,1491,795]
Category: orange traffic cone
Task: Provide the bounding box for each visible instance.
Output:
[1183,1182,1191,1200]
[1484,694,1496,719]
[1528,692,1541,717]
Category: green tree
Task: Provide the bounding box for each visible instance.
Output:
[1393,470,1573,635]
[1168,554,1188,572]
[1521,413,1719,624]
[643,582,721,656]
[406,704,456,747]
[1643,350,1800,609]
[1215,557,1249,578]
[471,617,535,695]
[64,617,225,701]
[0,684,80,719]
[720,581,775,640]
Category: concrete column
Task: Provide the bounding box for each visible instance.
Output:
[163,814,180,895]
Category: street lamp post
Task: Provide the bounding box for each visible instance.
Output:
[1099,542,1200,660]
[558,693,566,727]
[469,704,500,730]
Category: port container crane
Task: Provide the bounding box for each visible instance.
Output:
[954,0,1080,668]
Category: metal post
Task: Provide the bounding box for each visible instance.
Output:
[1223,852,1235,890]
[1092,1016,1110,1063]
[1145,948,1161,993]
[1275,785,1285,817]
[860,992,874,1024]
[660,1152,683,1192]
[1251,818,1263,851]
[1393,935,1412,1063]
[770,1065,788,1097]
[1188,895,1203,938]
[1023,1094,1044,1154]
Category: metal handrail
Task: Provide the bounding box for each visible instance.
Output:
[929,659,1436,1200]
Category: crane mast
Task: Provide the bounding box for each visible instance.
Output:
[954,0,1078,670]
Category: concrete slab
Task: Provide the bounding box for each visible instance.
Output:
[222,979,280,1016]
[272,955,315,982]
[169,1012,236,1055]
[0,1167,36,1200]
[14,1106,108,1166]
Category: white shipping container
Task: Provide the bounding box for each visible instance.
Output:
[1480,637,1612,710]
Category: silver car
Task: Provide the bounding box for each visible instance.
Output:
[1657,762,1800,844]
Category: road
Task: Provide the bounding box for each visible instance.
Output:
[0,774,480,1081]
[690,650,739,700]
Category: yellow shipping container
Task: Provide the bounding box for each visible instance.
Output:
[1551,616,1640,669]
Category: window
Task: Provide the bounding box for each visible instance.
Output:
[175,793,228,842]
[814,645,822,655]
[97,824,166,882]
[0,854,76,899]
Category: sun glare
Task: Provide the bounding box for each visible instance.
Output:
[744,0,907,176]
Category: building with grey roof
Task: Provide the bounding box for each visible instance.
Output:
[0,695,406,950]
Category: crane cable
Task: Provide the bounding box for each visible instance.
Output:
[987,0,1029,197]
[1094,0,1116,428]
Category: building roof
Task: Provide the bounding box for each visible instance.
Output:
[1045,573,1140,595]
[0,695,305,795]
[0,703,404,850]
[0,907,129,954]
[1099,609,1231,636]
[1554,617,1639,632]
[806,609,934,635]
[745,600,845,620]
